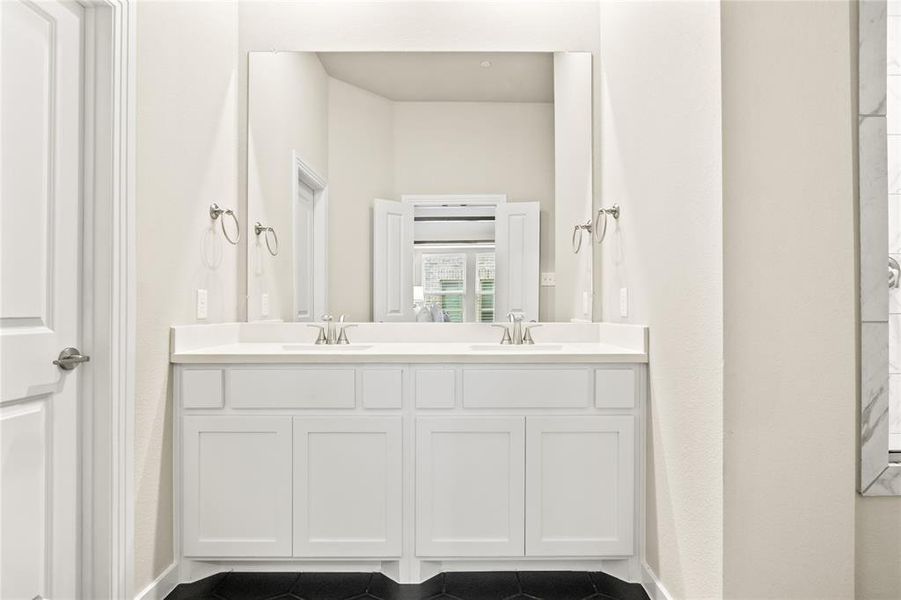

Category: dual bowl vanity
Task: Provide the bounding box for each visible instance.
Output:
[170,322,648,585]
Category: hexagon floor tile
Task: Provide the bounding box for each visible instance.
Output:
[164,571,650,600]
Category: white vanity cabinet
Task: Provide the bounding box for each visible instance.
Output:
[293,417,402,557]
[182,415,293,557]
[525,416,634,556]
[416,417,526,556]
[175,359,645,581]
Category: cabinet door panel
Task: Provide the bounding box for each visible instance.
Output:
[293,417,402,557]
[525,416,634,556]
[182,416,292,557]
[416,417,525,557]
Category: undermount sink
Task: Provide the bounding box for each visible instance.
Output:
[468,343,565,352]
[282,344,374,351]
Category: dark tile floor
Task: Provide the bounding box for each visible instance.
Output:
[165,571,650,600]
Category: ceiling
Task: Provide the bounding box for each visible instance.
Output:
[317,52,554,103]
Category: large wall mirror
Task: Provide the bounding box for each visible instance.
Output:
[859,0,901,494]
[245,51,595,324]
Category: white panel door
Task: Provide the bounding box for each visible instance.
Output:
[372,198,413,322]
[494,202,539,322]
[183,416,293,557]
[1,1,83,598]
[293,417,403,557]
[525,416,635,556]
[416,417,525,557]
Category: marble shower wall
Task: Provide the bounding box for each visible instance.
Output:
[889,1,901,451]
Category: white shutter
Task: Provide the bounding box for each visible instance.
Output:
[373,199,414,321]
[495,202,540,322]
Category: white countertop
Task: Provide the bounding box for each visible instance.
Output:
[170,322,649,364]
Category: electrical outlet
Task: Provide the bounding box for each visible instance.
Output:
[619,287,629,318]
[540,272,556,286]
[261,293,270,318]
[196,289,208,320]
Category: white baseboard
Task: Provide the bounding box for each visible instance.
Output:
[134,562,179,600]
[641,562,675,600]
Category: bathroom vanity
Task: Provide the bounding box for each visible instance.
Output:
[170,322,648,584]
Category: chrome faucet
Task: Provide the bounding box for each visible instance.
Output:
[492,312,540,345]
[308,314,354,345]
[507,312,524,344]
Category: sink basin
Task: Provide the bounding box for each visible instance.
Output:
[468,343,564,352]
[282,344,374,351]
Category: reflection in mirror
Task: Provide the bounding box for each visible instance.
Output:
[247,52,592,323]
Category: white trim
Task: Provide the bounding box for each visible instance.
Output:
[401,193,507,209]
[133,562,178,600]
[292,151,328,321]
[78,0,136,597]
[641,562,675,600]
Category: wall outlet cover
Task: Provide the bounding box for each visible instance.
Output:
[196,289,208,320]
[261,293,270,318]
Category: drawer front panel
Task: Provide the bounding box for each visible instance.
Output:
[594,367,637,409]
[462,368,590,408]
[181,368,223,409]
[229,368,355,409]
[415,368,456,409]
[361,368,404,409]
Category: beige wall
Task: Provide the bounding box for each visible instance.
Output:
[597,2,724,598]
[721,1,857,599]
[327,78,395,321]
[247,52,329,321]
[135,0,240,592]
[857,497,901,599]
[393,101,556,321]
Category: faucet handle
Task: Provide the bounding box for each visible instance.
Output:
[307,324,327,345]
[336,323,357,345]
[522,323,542,345]
[491,323,513,345]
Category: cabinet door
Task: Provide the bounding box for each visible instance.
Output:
[525,416,634,556]
[293,417,402,557]
[182,416,292,557]
[416,417,525,557]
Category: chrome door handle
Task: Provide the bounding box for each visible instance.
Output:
[53,347,91,370]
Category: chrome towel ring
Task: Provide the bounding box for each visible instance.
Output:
[572,220,593,254]
[254,222,279,256]
[593,204,621,244]
[209,203,240,245]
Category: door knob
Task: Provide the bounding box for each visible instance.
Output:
[53,347,91,370]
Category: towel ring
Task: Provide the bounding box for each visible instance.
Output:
[572,220,593,254]
[209,203,240,245]
[254,222,279,256]
[593,204,621,244]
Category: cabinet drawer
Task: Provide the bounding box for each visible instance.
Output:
[415,368,456,409]
[180,368,223,409]
[594,367,637,409]
[462,368,590,408]
[229,368,355,409]
[361,368,404,409]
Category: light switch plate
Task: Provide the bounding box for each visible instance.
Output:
[619,287,629,318]
[540,272,556,286]
[261,293,270,318]
[196,289,208,320]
